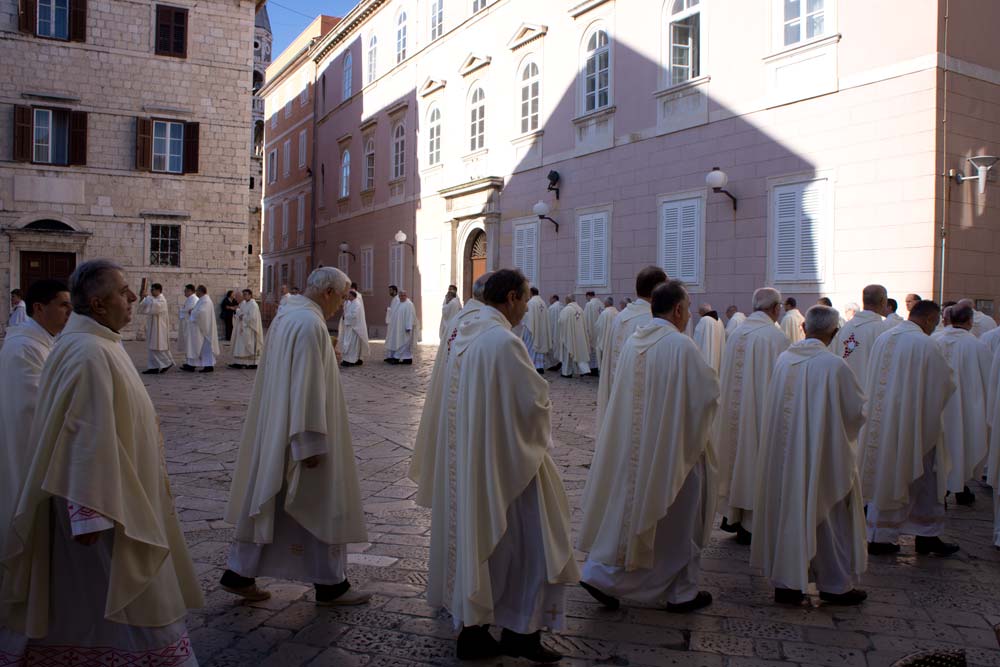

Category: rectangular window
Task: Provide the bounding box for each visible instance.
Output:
[284,99,292,119]
[669,10,700,85]
[37,0,69,39]
[430,0,443,40]
[772,179,826,282]
[297,194,305,232]
[271,107,277,129]
[390,243,404,290]
[282,140,290,176]
[577,210,608,287]
[299,76,309,106]
[281,200,289,246]
[267,206,275,249]
[337,251,350,274]
[782,0,825,47]
[29,107,76,165]
[280,263,289,290]
[473,0,487,11]
[295,258,306,288]
[267,149,277,183]
[298,129,307,168]
[265,264,273,296]
[513,221,539,287]
[659,196,703,285]
[155,5,187,58]
[152,120,184,173]
[149,224,181,266]
[361,246,373,292]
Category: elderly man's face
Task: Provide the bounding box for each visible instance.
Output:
[905,294,919,311]
[94,270,137,333]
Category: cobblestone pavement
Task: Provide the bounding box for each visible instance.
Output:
[125,340,1000,666]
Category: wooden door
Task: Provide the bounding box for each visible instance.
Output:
[19,252,76,291]
[463,230,487,302]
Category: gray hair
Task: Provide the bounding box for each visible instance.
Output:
[69,259,123,316]
[862,284,888,309]
[472,271,493,301]
[752,287,782,312]
[805,305,840,336]
[305,267,350,294]
[951,303,973,326]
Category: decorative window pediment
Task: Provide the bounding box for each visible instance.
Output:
[507,23,547,51]
[459,53,492,77]
[420,77,447,97]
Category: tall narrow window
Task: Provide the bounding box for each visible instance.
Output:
[392,123,406,179]
[427,107,441,166]
[340,150,351,198]
[152,120,184,173]
[659,196,703,284]
[364,138,375,190]
[282,139,290,176]
[367,35,378,83]
[268,206,275,249]
[577,211,609,287]
[396,12,407,64]
[668,0,700,85]
[513,221,539,287]
[390,243,404,290]
[430,0,443,40]
[584,29,610,112]
[342,52,353,100]
[469,87,485,152]
[782,0,826,47]
[281,201,289,246]
[155,5,188,58]
[321,74,327,113]
[37,0,69,39]
[319,164,326,207]
[361,246,374,292]
[772,179,826,282]
[297,194,305,232]
[520,61,539,134]
[298,129,307,168]
[267,149,277,183]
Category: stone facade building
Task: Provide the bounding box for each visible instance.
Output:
[0,0,261,337]
[248,4,272,296]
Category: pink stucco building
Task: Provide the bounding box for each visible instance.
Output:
[261,0,1000,340]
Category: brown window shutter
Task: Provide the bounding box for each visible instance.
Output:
[183,121,199,174]
[13,106,32,162]
[19,0,37,35]
[155,5,170,54]
[69,0,87,42]
[175,8,188,59]
[135,117,152,170]
[68,111,87,165]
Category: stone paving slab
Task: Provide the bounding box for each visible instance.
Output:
[121,339,1000,666]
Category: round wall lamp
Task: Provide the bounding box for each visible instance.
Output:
[707,167,738,210]
[533,200,559,232]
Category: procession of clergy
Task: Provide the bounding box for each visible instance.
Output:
[4,257,1000,665]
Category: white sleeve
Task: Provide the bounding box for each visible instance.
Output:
[67,501,115,536]
[290,431,327,461]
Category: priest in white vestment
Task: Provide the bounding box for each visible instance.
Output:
[423,269,578,663]
[716,287,790,543]
[693,304,725,374]
[137,282,174,374]
[988,345,1000,545]
[885,298,905,328]
[230,289,264,369]
[520,287,551,373]
[181,285,219,373]
[780,297,806,344]
[583,291,603,369]
[751,305,869,606]
[861,299,959,556]
[593,298,618,371]
[833,285,891,383]
[440,289,462,341]
[339,290,370,367]
[932,304,991,505]
[177,284,197,356]
[0,260,202,665]
[385,291,417,364]
[221,267,370,606]
[982,323,1000,356]
[724,305,747,338]
[955,298,998,338]
[545,295,563,370]
[597,266,668,429]
[6,289,26,328]
[579,280,718,614]
[384,284,400,331]
[556,296,591,377]
[0,280,71,571]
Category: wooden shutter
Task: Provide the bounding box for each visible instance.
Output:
[68,110,87,165]
[69,0,87,42]
[773,184,800,280]
[135,117,152,170]
[183,121,199,173]
[19,0,36,35]
[13,105,32,162]
[155,5,171,54]
[577,214,593,285]
[590,212,608,286]
[173,7,188,58]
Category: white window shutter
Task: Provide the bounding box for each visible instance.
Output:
[513,226,527,275]
[524,223,537,287]
[577,215,593,285]
[660,202,680,278]
[591,213,607,285]
[679,199,699,282]
[390,244,404,289]
[773,185,800,280]
[799,183,822,280]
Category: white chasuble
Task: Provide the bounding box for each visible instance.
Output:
[583,298,603,352]
[693,315,725,374]
[339,299,370,364]
[987,346,1000,546]
[557,302,590,375]
[232,298,264,363]
[6,302,26,328]
[385,294,400,326]
[972,310,997,338]
[524,296,552,356]
[425,306,578,630]
[982,325,1000,357]
[715,311,790,515]
[1,313,203,640]
[884,313,904,329]
[725,312,747,339]
[593,305,618,370]
[579,319,719,602]
[137,295,170,351]
[833,310,891,384]
[596,300,652,429]
[546,302,563,365]
[440,298,462,341]
[386,299,416,356]
[186,295,219,361]
[780,308,806,344]
[751,340,867,594]
[225,296,367,551]
[177,294,197,354]
[933,327,992,492]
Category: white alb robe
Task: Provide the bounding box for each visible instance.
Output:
[386,299,416,360]
[557,302,590,376]
[597,300,653,429]
[884,312,905,329]
[440,297,462,341]
[339,299,370,364]
[593,305,618,370]
[972,310,997,338]
[725,312,747,338]
[177,294,197,355]
[579,319,719,605]
[860,321,954,541]
[751,339,867,595]
[521,295,551,369]
[987,346,1000,545]
[232,298,264,364]
[186,295,219,367]
[583,298,604,364]
[137,294,173,370]
[385,294,400,326]
[715,311,790,524]
[1,314,202,662]
[833,310,891,383]
[693,314,725,374]
[981,326,1000,356]
[425,306,579,631]
[933,327,991,492]
[224,296,367,583]
[546,301,563,366]
[780,308,806,344]
[6,301,27,328]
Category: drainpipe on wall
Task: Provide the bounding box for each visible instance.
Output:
[938,0,950,303]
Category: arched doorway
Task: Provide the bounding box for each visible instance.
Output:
[463,230,487,302]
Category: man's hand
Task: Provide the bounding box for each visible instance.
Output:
[74,532,101,546]
[302,455,323,469]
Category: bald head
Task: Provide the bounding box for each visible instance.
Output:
[862,284,888,313]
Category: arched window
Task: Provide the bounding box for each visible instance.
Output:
[430,0,443,41]
[392,123,406,179]
[364,137,375,190]
[427,106,441,166]
[583,28,610,112]
[520,60,540,134]
[668,0,700,85]
[367,35,378,84]
[340,151,350,198]
[342,52,353,100]
[396,11,407,64]
[469,87,485,152]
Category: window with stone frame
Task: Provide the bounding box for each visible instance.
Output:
[367,35,378,84]
[19,0,87,42]
[583,28,611,113]
[154,4,188,58]
[149,224,181,267]
[468,87,485,152]
[519,60,539,134]
[396,11,407,63]
[430,0,443,40]
[12,105,87,166]
[668,0,700,85]
[392,123,405,180]
[135,117,198,173]
[427,106,441,166]
[364,137,375,190]
[343,52,353,100]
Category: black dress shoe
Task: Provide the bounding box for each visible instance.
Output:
[499,629,562,663]
[384,358,399,364]
[915,536,960,556]
[867,541,901,555]
[401,359,413,365]
[536,368,545,375]
[199,366,214,373]
[355,360,363,366]
[547,362,562,372]
[159,363,174,373]
[142,368,160,375]
[774,588,805,605]
[180,364,196,372]
[456,625,501,660]
[580,581,620,610]
[667,591,713,613]
[819,589,867,606]
[228,363,245,369]
[954,487,975,505]
[735,524,752,545]
[719,517,739,534]
[247,364,258,369]
[589,369,600,377]
[340,360,354,367]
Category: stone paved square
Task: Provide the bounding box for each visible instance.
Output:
[124,340,1000,666]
